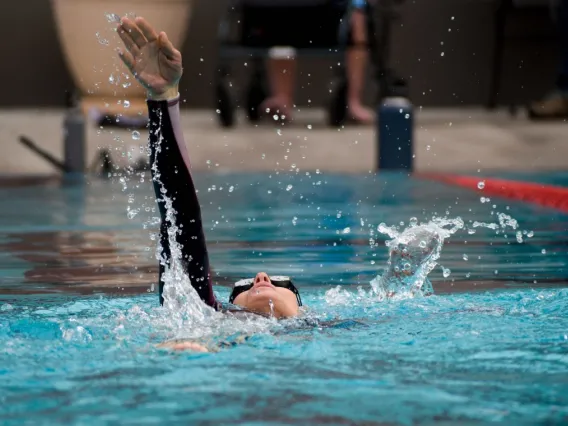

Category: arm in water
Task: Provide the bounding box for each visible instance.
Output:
[157,335,250,352]
[147,96,218,309]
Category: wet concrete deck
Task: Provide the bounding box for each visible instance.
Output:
[0,107,566,176]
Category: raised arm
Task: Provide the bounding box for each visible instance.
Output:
[147,96,217,308]
[117,16,218,309]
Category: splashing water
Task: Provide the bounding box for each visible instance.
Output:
[149,110,215,330]
[145,111,280,342]
[105,12,121,23]
[95,32,109,46]
[370,217,464,299]
[130,110,530,339]
[363,208,527,303]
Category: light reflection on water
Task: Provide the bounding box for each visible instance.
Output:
[0,173,567,424]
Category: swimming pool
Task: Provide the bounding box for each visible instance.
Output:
[1,172,567,424]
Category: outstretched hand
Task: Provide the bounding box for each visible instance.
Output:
[116,17,183,100]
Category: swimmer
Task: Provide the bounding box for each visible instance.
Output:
[115,17,440,339]
[116,16,300,319]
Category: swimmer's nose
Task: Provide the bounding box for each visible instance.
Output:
[254,272,271,284]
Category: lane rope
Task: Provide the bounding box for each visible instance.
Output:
[419,173,568,213]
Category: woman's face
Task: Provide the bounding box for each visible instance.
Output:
[232,272,299,318]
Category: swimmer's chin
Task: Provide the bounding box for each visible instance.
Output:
[241,295,289,318]
[250,286,279,299]
[248,288,280,307]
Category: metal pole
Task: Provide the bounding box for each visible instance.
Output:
[63,91,87,175]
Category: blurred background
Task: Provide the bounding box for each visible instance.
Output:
[0,0,567,175]
[0,0,561,107]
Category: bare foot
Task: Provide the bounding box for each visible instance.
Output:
[348,102,374,124]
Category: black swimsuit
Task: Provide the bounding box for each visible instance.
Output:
[147,97,219,309]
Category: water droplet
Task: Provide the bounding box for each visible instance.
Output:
[216,109,221,114]
[1,303,13,311]
[127,208,139,219]
[123,100,131,108]
[463,254,468,261]
[477,181,485,189]
[273,114,279,120]
[426,145,431,151]
[480,197,487,203]
[541,249,546,254]
[465,272,471,278]
[404,114,410,119]
[122,82,131,89]
[527,231,534,238]
[277,129,282,136]
[228,186,234,193]
[419,240,426,248]
[307,125,312,130]
[105,12,120,23]
[442,267,451,278]
[96,32,109,46]
[441,52,445,57]
[131,130,140,140]
[516,231,523,243]
[342,227,351,234]
[286,185,293,191]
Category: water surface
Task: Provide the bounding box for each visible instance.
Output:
[0,172,566,425]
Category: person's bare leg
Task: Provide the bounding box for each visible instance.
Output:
[347,9,374,123]
[263,57,297,120]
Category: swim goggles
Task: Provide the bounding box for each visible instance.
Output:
[229,276,302,306]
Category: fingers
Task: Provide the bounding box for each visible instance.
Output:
[120,17,147,49]
[117,25,139,56]
[117,48,136,72]
[135,17,159,43]
[158,32,180,60]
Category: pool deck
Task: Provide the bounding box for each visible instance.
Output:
[0,107,567,176]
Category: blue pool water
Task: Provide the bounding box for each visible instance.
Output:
[0,172,567,425]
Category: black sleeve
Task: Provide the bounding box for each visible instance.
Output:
[147,97,218,309]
